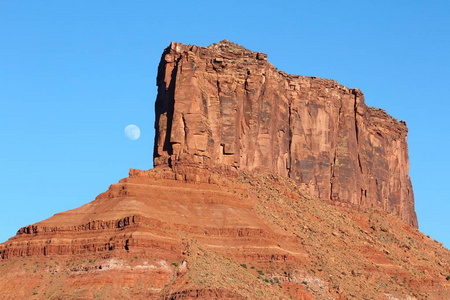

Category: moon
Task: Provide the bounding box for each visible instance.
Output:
[124,124,140,140]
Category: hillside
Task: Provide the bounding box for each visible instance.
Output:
[0,167,448,299]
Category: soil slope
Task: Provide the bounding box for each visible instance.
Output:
[0,167,448,299]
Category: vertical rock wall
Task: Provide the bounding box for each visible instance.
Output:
[153,40,417,227]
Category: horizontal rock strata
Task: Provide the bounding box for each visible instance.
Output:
[1,169,448,299]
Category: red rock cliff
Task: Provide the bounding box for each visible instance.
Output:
[153,40,417,227]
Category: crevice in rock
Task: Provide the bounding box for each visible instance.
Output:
[353,90,359,144]
[358,154,363,174]
[330,100,342,201]
[216,78,221,96]
[288,101,292,175]
[182,113,188,151]
[360,188,367,205]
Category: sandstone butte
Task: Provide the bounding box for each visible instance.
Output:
[0,40,449,300]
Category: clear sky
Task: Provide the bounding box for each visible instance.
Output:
[1,1,449,247]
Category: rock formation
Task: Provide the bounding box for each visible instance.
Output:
[154,40,417,227]
[1,41,446,299]
[1,169,449,299]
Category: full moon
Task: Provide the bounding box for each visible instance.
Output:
[124,124,140,140]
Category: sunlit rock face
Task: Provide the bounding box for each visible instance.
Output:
[154,40,417,227]
[3,41,448,300]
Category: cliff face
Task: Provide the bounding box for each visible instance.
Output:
[154,40,417,227]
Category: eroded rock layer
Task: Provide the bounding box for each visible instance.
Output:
[154,40,417,227]
[1,169,448,299]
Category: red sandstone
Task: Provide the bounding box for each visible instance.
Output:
[154,40,417,227]
[0,41,447,299]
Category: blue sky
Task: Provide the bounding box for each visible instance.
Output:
[1,1,449,247]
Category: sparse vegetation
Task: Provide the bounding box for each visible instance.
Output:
[1,170,449,299]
